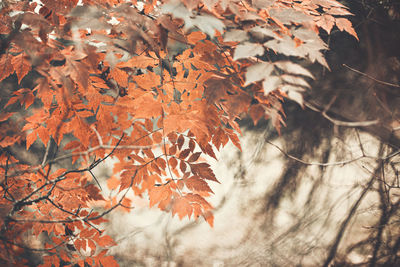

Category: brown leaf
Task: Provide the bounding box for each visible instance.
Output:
[177,134,185,150]
[185,176,213,193]
[180,160,187,173]
[189,163,219,183]
[187,152,201,162]
[179,148,191,159]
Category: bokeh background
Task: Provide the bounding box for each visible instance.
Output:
[89,1,400,266]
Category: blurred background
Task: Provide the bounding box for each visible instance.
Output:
[91,1,400,266]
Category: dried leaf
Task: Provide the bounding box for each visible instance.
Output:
[245,62,274,85]
[233,42,264,60]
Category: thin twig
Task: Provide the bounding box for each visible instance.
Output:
[91,126,103,146]
[323,175,375,267]
[266,140,365,166]
[41,140,52,166]
[305,101,379,127]
[266,141,400,166]
[343,64,400,88]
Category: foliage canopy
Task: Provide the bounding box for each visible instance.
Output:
[0,0,357,265]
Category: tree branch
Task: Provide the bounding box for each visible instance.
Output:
[343,64,400,88]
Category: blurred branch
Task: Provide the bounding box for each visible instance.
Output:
[304,101,379,127]
[266,140,364,166]
[343,64,400,88]
[322,174,376,267]
[266,140,400,167]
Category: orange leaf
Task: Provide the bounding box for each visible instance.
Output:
[187,31,207,44]
[132,93,162,118]
[172,196,193,219]
[168,157,178,169]
[88,239,96,253]
[107,176,120,190]
[152,131,163,143]
[315,14,335,34]
[97,235,116,247]
[26,131,37,149]
[149,185,171,208]
[110,68,129,87]
[11,53,31,84]
[203,211,214,227]
[336,18,358,40]
[0,54,14,82]
[117,54,159,69]
[99,255,119,267]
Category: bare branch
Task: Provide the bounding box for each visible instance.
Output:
[304,101,379,127]
[343,64,400,88]
[266,140,365,166]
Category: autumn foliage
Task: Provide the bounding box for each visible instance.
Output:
[0,0,357,266]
